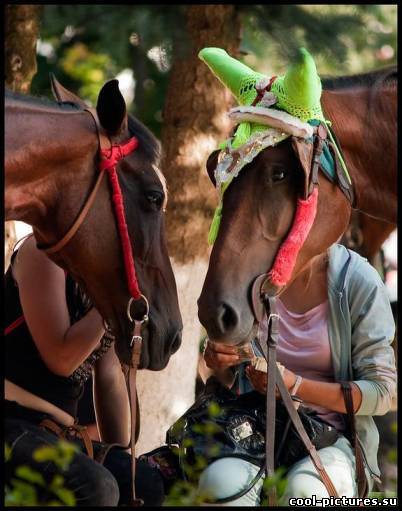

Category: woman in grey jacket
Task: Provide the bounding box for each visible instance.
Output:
[201,243,396,505]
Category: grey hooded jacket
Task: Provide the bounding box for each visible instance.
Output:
[238,243,396,484]
[326,243,396,482]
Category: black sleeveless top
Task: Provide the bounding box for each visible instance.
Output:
[5,245,113,418]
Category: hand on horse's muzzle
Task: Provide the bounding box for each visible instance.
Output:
[203,339,241,370]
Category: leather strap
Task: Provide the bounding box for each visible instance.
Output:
[38,108,111,255]
[261,296,339,502]
[42,170,106,254]
[308,124,327,197]
[263,296,279,506]
[340,381,368,498]
[275,369,338,497]
[121,319,144,507]
[39,418,94,460]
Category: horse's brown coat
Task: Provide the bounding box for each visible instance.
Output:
[5,85,182,367]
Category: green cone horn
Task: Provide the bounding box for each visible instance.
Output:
[199,46,324,121]
[199,47,266,106]
[271,47,324,121]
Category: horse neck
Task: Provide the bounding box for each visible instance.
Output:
[5,104,98,227]
[321,85,397,224]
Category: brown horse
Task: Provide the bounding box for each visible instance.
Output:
[5,80,182,367]
[198,68,396,344]
[341,210,395,270]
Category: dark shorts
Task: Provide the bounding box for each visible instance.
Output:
[5,400,165,506]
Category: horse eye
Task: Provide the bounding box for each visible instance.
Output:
[146,191,164,209]
[272,169,287,182]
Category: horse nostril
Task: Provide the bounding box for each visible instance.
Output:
[217,302,239,335]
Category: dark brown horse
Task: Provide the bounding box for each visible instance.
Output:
[5,80,182,367]
[198,67,396,344]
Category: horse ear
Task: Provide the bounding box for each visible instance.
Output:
[49,73,88,109]
[96,79,127,136]
[206,150,220,186]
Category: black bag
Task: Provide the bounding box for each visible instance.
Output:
[166,376,339,475]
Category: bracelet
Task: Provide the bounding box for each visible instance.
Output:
[290,374,303,396]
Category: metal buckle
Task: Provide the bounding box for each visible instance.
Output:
[267,313,280,325]
[130,334,143,347]
[127,294,149,323]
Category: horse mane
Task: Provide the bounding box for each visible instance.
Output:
[322,66,397,90]
[127,115,161,165]
[323,66,397,146]
[6,89,161,164]
[5,89,80,110]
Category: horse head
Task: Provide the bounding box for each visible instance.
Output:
[197,48,351,345]
[5,78,182,367]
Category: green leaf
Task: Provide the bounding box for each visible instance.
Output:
[7,478,39,506]
[191,424,206,434]
[33,440,78,471]
[207,401,222,417]
[5,443,12,462]
[52,487,76,506]
[49,474,65,489]
[33,445,58,463]
[15,465,46,486]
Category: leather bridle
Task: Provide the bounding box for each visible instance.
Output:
[37,107,148,506]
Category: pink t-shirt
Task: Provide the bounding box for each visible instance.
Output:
[274,298,345,431]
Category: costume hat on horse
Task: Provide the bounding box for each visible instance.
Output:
[199,47,352,289]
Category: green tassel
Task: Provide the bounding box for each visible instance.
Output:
[208,203,223,245]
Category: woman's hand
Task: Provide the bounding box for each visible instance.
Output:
[245,365,297,396]
[203,340,240,370]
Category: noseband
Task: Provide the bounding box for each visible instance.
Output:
[37,107,148,506]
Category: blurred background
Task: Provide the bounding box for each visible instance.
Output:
[5,4,397,495]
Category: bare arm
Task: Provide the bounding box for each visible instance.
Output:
[13,236,105,377]
[93,345,130,445]
[296,378,362,413]
[246,366,363,413]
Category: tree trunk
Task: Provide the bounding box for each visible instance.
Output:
[5,5,42,272]
[136,5,241,454]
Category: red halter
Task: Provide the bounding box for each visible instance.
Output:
[99,138,141,300]
[37,108,144,307]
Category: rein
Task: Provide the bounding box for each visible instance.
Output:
[37,108,148,506]
[251,285,339,504]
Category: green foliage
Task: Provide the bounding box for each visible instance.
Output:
[31,5,396,141]
[241,5,396,75]
[33,439,78,471]
[5,440,77,507]
[260,466,288,505]
[60,43,115,105]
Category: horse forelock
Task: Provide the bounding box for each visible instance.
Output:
[127,115,167,207]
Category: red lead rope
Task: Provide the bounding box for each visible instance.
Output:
[99,137,141,300]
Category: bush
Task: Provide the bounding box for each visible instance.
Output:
[5,440,78,507]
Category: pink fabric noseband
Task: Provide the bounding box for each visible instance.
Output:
[268,186,318,287]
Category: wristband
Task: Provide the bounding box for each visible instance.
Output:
[290,374,303,396]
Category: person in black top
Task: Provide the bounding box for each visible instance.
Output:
[4,234,165,506]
